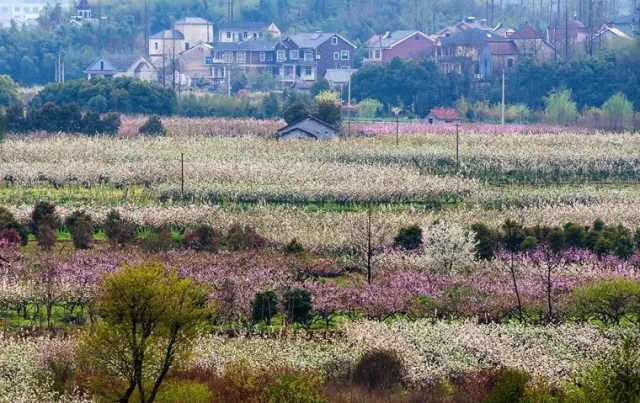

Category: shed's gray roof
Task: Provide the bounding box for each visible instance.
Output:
[211,40,277,52]
[219,21,272,29]
[324,68,355,83]
[174,17,212,25]
[150,30,185,40]
[288,32,355,48]
[277,116,340,137]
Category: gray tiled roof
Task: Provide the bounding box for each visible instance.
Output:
[288,32,352,48]
[211,40,277,52]
[219,21,271,29]
[367,30,420,48]
[102,55,145,72]
[149,30,185,40]
[440,28,506,46]
[174,17,212,25]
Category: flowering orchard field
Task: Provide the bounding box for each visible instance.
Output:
[1,119,640,401]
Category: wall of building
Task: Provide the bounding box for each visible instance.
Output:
[382,35,434,62]
[174,22,214,47]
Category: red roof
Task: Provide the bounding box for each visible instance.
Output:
[510,23,542,39]
[429,108,461,121]
[485,40,520,55]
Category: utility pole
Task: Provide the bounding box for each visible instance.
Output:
[347,72,352,137]
[455,123,460,170]
[501,69,506,125]
[227,64,231,97]
[181,153,184,196]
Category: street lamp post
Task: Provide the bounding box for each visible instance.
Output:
[391,107,401,146]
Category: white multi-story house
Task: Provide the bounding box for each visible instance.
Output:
[218,21,280,42]
[0,0,49,27]
[148,17,214,66]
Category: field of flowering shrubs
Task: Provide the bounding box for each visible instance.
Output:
[1,118,640,402]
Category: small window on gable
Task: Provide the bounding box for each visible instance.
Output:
[507,58,514,68]
[414,35,419,40]
[100,61,104,70]
[331,36,338,45]
[333,52,339,60]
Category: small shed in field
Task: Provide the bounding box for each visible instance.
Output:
[276,116,340,140]
[424,108,461,124]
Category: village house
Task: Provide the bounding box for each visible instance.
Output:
[363,30,436,64]
[436,28,508,75]
[277,116,340,140]
[424,108,461,124]
[148,17,214,66]
[84,54,158,82]
[278,32,356,87]
[546,16,589,60]
[218,21,281,42]
[177,43,214,86]
[208,40,279,87]
[508,22,556,63]
[605,12,639,37]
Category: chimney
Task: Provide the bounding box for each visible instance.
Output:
[383,31,391,39]
[480,18,488,27]
[465,16,476,23]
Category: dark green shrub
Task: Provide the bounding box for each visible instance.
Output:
[139,115,166,136]
[594,236,614,257]
[5,101,26,132]
[101,112,121,135]
[502,219,525,253]
[81,111,103,135]
[284,238,304,254]
[634,229,640,251]
[615,235,635,259]
[471,222,497,260]
[483,368,530,403]
[226,223,266,251]
[283,102,309,125]
[185,225,220,253]
[103,210,138,247]
[65,210,94,250]
[521,235,538,251]
[393,224,423,250]
[140,226,175,253]
[563,222,586,249]
[572,279,640,325]
[36,225,57,250]
[593,219,605,232]
[266,372,325,403]
[31,201,61,233]
[252,291,280,326]
[58,103,82,133]
[283,289,313,328]
[0,106,6,142]
[352,349,405,391]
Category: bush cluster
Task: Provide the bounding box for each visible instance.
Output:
[7,101,120,135]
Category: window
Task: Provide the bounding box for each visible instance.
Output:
[14,7,20,12]
[304,51,313,61]
[289,50,299,60]
[414,35,419,40]
[374,49,381,59]
[243,31,248,39]
[253,33,258,39]
[223,51,233,63]
[266,53,273,61]
[205,57,212,65]
[333,52,339,60]
[198,47,203,52]
[277,50,286,62]
[154,42,158,50]
[340,50,349,60]
[237,51,246,63]
[226,31,232,39]
[305,66,312,76]
[507,58,514,68]
[185,43,190,50]
[260,52,266,62]
[331,36,338,45]
[100,61,104,70]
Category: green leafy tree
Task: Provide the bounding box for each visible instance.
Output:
[251,291,280,326]
[393,225,423,251]
[0,106,5,142]
[139,115,166,136]
[310,77,331,97]
[601,92,634,131]
[65,210,94,250]
[573,279,640,325]
[0,75,18,107]
[263,92,280,118]
[313,91,342,127]
[283,289,314,328]
[80,262,210,403]
[283,102,309,124]
[544,87,578,125]
[357,98,382,120]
